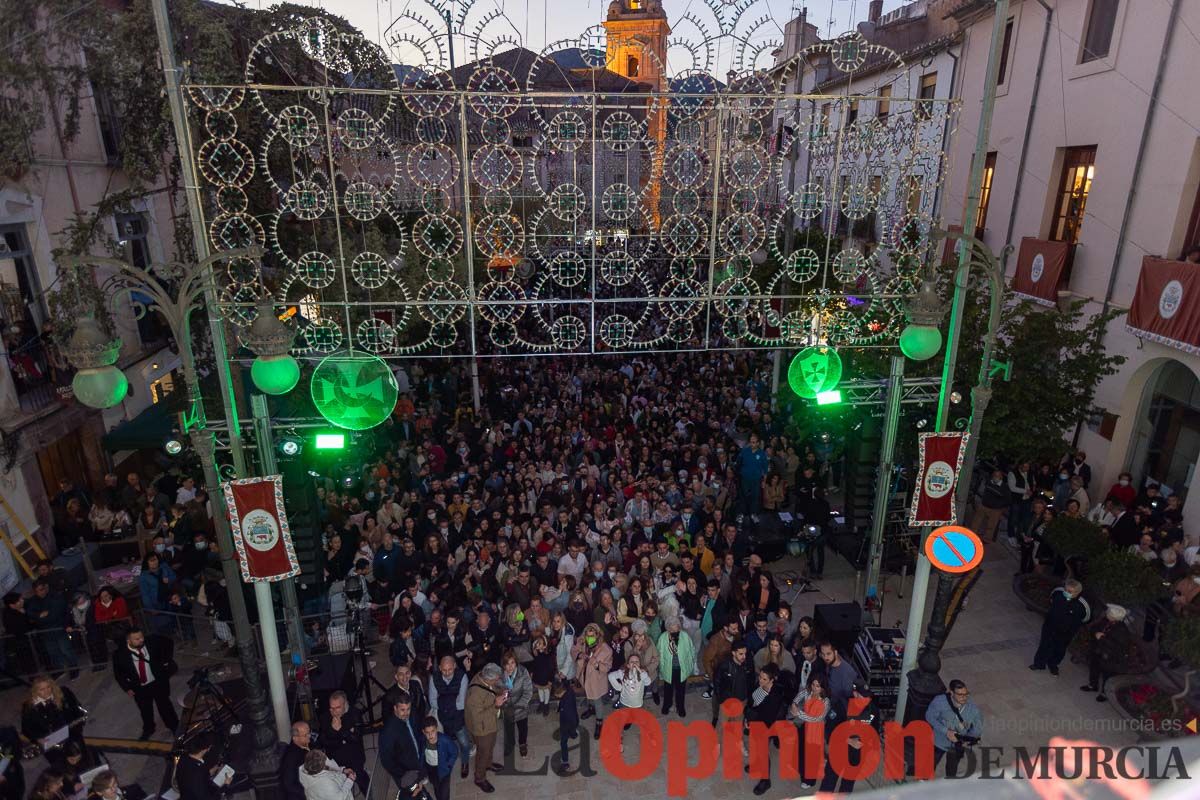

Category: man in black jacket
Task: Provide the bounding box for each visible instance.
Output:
[319,691,369,793]
[176,734,230,800]
[277,721,311,800]
[746,663,789,796]
[819,683,881,794]
[111,628,178,739]
[1030,579,1091,675]
[711,640,754,726]
[380,691,423,789]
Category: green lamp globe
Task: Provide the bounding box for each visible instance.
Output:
[788,346,843,400]
[310,352,399,431]
[251,354,301,395]
[900,324,943,361]
[72,366,129,409]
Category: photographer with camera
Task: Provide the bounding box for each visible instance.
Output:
[925,679,982,778]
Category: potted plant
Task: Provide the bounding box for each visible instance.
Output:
[1084,550,1165,608]
[1012,571,1059,615]
[1043,516,1108,564]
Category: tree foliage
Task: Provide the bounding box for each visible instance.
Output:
[1084,550,1164,608]
[960,295,1125,463]
[1044,515,1109,562]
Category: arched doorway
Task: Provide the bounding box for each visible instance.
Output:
[1126,360,1200,500]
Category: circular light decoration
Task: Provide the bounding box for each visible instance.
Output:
[251,354,301,395]
[310,352,399,431]
[164,438,184,456]
[787,346,843,400]
[72,367,129,409]
[899,324,943,361]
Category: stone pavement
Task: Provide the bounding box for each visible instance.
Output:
[0,533,1144,799]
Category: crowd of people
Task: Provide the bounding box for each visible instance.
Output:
[2,350,1189,800]
[971,451,1200,672]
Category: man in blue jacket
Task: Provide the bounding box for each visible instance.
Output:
[736,434,769,517]
[925,679,983,777]
[418,715,458,800]
[26,579,79,679]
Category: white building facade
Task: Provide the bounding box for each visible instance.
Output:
[942,0,1200,500]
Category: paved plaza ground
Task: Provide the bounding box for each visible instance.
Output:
[0,536,1150,799]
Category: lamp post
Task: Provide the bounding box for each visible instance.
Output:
[892,0,1012,725]
[60,251,281,779]
[862,278,948,609]
[895,229,1006,724]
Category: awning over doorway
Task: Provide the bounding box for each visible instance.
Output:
[1011,237,1069,306]
[101,400,175,452]
[1126,256,1200,355]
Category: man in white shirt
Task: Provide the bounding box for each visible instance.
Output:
[176,477,197,505]
[557,540,587,582]
[1088,499,1117,528]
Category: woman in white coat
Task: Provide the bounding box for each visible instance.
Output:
[607,653,653,753]
[298,750,354,800]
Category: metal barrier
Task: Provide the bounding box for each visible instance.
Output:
[0,608,250,682]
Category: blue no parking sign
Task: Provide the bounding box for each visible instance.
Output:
[924,526,984,573]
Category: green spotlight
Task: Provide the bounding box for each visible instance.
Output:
[314,433,346,450]
[816,389,843,406]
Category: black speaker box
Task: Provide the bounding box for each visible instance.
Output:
[814,601,863,655]
[309,652,356,709]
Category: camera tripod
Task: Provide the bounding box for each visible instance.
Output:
[347,607,390,725]
[176,669,243,747]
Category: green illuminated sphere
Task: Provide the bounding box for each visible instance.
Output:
[900,324,943,362]
[310,352,398,431]
[251,354,301,395]
[788,346,843,400]
[72,366,129,409]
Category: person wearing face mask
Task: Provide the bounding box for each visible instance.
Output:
[1106,472,1137,509]
[1030,579,1091,675]
[570,623,612,737]
[178,533,215,590]
[70,591,107,670]
[1061,450,1091,488]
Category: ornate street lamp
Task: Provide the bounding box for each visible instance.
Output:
[58,249,279,770]
[899,276,945,362]
[64,317,128,409]
[243,302,300,396]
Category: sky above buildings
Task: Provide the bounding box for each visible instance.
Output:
[221,0,908,72]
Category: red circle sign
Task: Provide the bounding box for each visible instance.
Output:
[925,525,984,574]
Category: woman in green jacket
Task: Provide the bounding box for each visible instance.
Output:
[656,616,696,717]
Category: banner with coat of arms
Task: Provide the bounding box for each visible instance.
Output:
[909,433,970,527]
[222,475,299,582]
[1011,238,1070,306]
[1126,256,1200,355]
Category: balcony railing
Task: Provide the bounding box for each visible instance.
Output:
[6,326,67,413]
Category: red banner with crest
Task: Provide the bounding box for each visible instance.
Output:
[1011,238,1069,306]
[1125,256,1200,355]
[909,433,970,527]
[222,475,299,582]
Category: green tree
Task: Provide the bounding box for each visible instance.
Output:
[958,296,1124,463]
